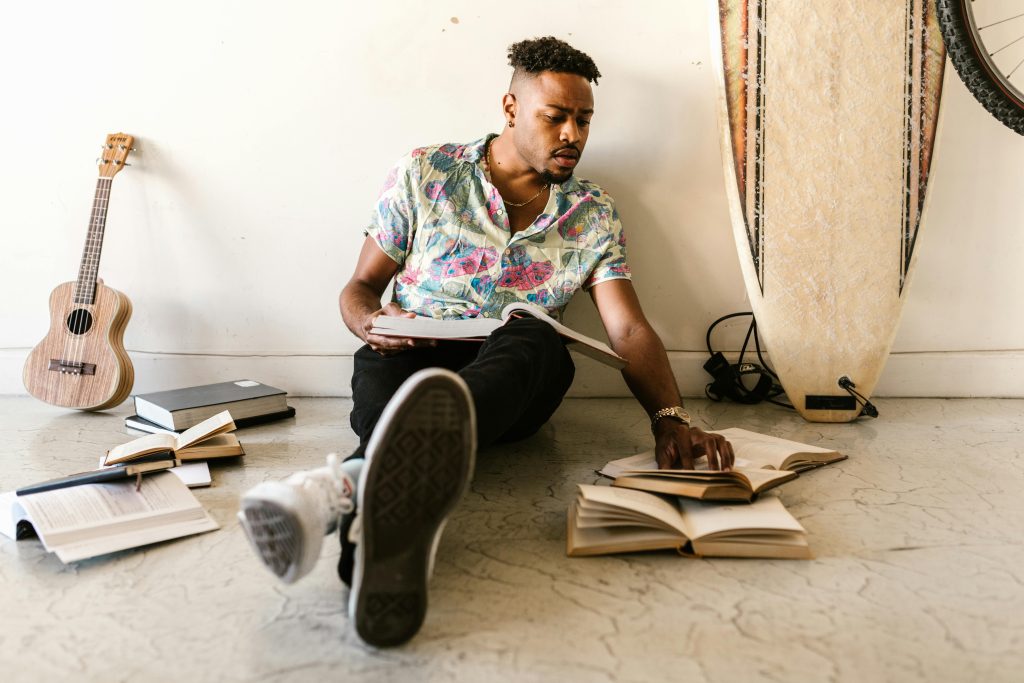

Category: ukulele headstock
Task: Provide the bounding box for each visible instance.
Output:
[98,133,135,178]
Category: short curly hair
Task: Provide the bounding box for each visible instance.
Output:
[507,36,601,84]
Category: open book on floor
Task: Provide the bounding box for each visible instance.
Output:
[598,427,846,502]
[567,484,811,559]
[0,471,218,563]
[104,411,243,466]
[369,301,627,369]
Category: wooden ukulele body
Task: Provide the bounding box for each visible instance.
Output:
[23,280,134,410]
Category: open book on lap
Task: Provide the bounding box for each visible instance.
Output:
[369,302,627,369]
[567,484,811,559]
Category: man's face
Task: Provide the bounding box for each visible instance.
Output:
[509,71,594,184]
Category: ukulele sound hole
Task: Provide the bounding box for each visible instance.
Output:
[65,309,94,335]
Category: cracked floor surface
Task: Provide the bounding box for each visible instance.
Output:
[0,396,1021,682]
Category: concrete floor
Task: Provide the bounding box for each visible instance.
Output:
[0,395,1022,682]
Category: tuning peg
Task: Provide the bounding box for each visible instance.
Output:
[123,162,132,167]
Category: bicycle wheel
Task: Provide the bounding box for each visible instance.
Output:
[937,0,1024,134]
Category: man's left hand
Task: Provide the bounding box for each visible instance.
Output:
[654,421,734,471]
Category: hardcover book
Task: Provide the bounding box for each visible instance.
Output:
[567,484,811,559]
[124,407,296,436]
[134,379,289,430]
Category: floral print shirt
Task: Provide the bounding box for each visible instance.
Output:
[365,134,631,321]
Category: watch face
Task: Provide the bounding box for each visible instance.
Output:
[672,408,691,423]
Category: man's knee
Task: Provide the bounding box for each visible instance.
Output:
[491,316,563,352]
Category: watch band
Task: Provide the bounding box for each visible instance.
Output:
[651,406,691,431]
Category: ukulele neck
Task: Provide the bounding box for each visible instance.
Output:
[73,177,113,305]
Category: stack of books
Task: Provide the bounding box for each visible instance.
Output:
[125,379,295,434]
[567,428,847,560]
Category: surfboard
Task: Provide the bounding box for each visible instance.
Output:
[710,0,946,422]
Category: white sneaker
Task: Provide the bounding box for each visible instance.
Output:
[350,368,476,648]
[238,453,355,584]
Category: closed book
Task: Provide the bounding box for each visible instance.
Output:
[125,407,296,435]
[134,380,288,430]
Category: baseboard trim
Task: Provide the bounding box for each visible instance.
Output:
[2,349,1022,398]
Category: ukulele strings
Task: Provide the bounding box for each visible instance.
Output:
[66,177,110,371]
[63,180,102,370]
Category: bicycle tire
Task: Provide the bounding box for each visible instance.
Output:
[937,0,1024,135]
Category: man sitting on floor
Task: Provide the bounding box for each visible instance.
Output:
[238,36,735,648]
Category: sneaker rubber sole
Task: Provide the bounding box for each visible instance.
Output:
[351,368,476,647]
[238,482,321,585]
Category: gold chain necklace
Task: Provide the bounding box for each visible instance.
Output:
[486,141,549,208]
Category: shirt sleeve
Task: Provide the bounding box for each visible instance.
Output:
[582,198,632,289]
[363,154,419,266]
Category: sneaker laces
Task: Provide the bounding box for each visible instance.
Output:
[289,453,356,532]
[322,452,356,518]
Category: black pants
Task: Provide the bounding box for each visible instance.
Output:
[348,317,576,459]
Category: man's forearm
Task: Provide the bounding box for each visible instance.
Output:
[339,280,386,341]
[611,323,683,416]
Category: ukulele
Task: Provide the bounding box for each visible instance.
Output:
[23,133,136,410]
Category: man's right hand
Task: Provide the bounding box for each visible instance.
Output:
[362,302,437,356]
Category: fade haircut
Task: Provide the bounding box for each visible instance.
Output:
[507,36,601,86]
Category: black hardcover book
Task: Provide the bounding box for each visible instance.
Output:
[133,380,290,430]
[125,406,297,435]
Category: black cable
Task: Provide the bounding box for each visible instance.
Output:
[838,376,879,418]
[704,312,793,410]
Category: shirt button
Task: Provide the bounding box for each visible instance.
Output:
[496,209,504,216]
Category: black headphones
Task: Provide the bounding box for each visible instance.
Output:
[703,312,789,407]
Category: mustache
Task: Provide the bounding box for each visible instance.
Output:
[552,145,580,157]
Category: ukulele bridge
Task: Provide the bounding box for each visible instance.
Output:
[48,359,97,376]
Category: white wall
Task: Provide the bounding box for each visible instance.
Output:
[2,0,1023,399]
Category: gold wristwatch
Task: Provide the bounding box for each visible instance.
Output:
[651,406,691,432]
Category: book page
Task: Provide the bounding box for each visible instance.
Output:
[600,450,755,479]
[15,472,200,545]
[369,315,502,339]
[732,467,797,493]
[54,514,218,563]
[169,462,212,488]
[577,485,689,537]
[708,428,838,469]
[677,495,806,541]
[176,410,236,450]
[500,302,626,368]
[105,432,177,464]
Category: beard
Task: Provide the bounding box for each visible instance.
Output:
[540,167,573,185]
